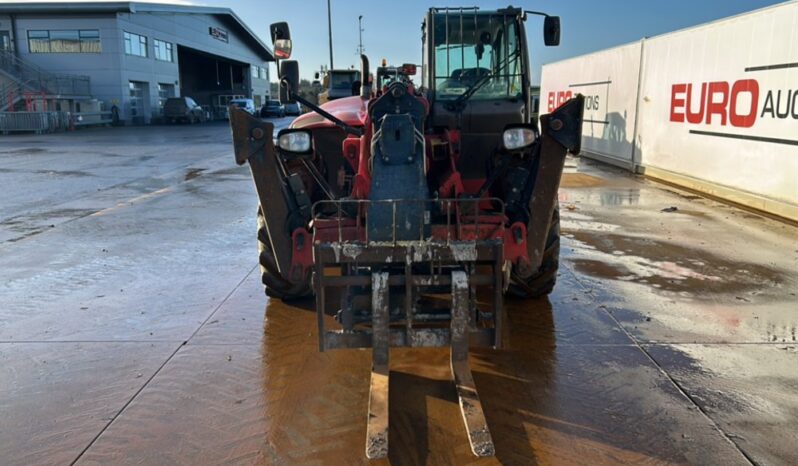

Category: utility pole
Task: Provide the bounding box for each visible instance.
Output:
[358,15,364,57]
[327,0,334,70]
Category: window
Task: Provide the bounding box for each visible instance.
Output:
[124,31,147,57]
[129,81,145,116]
[27,29,101,53]
[259,66,268,80]
[1,31,11,52]
[157,83,175,114]
[432,13,523,101]
[251,66,259,79]
[50,30,80,53]
[153,39,173,62]
[331,72,357,90]
[27,30,49,53]
[79,30,101,53]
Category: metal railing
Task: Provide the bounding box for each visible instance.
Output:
[0,111,70,133]
[0,50,90,110]
[311,197,506,244]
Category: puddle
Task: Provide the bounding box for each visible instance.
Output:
[568,232,784,296]
[560,173,607,188]
[0,168,93,177]
[184,168,205,181]
[0,147,48,155]
[0,208,99,238]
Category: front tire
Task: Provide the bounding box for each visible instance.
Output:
[257,207,312,300]
[507,206,560,299]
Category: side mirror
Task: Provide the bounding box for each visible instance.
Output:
[543,16,560,46]
[279,60,299,104]
[270,22,292,58]
[274,39,292,59]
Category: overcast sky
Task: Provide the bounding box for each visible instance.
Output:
[6,0,788,82]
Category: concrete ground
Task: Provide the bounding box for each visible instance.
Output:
[0,121,796,465]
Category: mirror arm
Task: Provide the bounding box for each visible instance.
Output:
[524,10,550,18]
[283,82,364,136]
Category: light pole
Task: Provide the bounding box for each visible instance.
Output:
[327,0,334,70]
[358,15,364,57]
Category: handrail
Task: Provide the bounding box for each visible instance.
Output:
[0,50,90,107]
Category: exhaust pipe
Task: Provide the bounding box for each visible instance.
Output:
[360,54,371,98]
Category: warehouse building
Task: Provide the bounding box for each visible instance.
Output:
[0,1,273,123]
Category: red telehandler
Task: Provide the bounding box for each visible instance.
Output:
[230,6,583,458]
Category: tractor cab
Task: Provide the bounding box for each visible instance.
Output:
[374,62,416,93]
[318,69,361,104]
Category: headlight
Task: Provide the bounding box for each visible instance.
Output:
[277,129,312,154]
[502,126,537,152]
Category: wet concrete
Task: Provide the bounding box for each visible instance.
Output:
[1,124,796,465]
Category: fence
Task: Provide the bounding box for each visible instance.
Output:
[0,111,71,134]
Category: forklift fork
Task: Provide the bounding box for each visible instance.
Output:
[365,270,494,459]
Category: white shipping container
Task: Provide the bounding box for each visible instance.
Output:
[540,42,642,168]
[540,1,798,221]
[637,2,798,211]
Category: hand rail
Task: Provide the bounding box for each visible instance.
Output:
[0,50,90,104]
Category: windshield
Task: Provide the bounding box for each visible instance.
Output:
[330,72,358,90]
[432,13,523,101]
[267,100,280,107]
[233,101,249,108]
[378,69,400,88]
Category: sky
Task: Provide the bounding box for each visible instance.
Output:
[8,0,788,82]
[217,0,787,83]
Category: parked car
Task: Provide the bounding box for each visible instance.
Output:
[164,97,206,124]
[260,99,285,118]
[229,98,257,115]
[283,102,302,116]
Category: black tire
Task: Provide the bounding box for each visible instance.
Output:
[257,207,312,300]
[507,206,560,299]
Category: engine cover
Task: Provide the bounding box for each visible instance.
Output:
[367,82,428,241]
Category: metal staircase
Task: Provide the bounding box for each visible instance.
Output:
[0,50,90,111]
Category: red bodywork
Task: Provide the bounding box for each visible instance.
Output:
[286,89,531,276]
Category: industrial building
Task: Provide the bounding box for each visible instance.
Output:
[0,1,273,124]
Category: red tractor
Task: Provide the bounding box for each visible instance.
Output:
[230,6,583,458]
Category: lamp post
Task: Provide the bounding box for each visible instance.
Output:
[358,15,364,56]
[327,0,334,69]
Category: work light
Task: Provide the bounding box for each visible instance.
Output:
[502,126,537,152]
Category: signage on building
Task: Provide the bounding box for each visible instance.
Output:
[209,27,228,43]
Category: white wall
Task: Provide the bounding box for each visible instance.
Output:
[540,42,642,168]
[637,2,798,207]
[540,1,798,219]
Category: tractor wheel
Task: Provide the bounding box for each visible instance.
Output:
[507,205,560,299]
[257,207,312,300]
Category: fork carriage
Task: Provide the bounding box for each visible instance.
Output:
[312,198,507,457]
